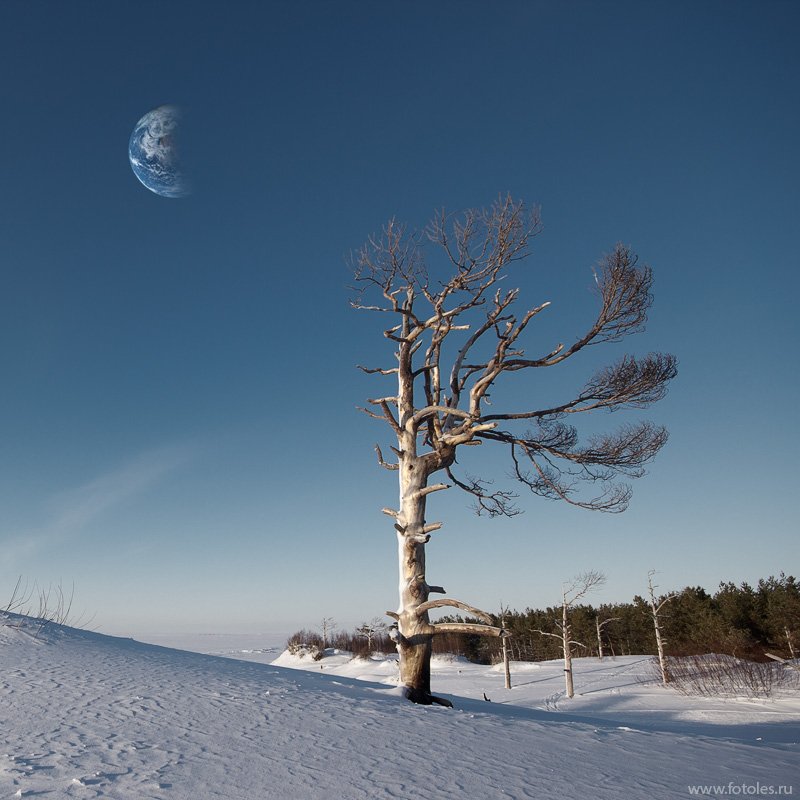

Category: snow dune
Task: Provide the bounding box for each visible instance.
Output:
[1,616,798,799]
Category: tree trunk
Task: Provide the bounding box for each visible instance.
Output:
[596,617,604,661]
[502,632,512,690]
[385,311,502,706]
[785,627,796,660]
[393,448,453,706]
[653,609,669,685]
[647,574,672,685]
[563,599,574,698]
[395,531,440,704]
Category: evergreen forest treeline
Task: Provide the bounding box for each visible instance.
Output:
[290,574,799,664]
[437,574,799,664]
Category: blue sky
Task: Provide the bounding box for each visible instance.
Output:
[1,2,797,635]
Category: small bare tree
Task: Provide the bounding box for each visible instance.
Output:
[595,615,620,661]
[356,617,388,651]
[319,617,337,648]
[352,196,676,705]
[785,626,797,660]
[499,604,512,689]
[647,571,677,684]
[537,571,606,697]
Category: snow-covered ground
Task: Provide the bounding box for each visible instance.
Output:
[2,615,798,799]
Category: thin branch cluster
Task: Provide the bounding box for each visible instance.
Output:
[352,195,676,515]
[2,576,94,637]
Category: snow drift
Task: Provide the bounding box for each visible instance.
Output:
[1,615,797,799]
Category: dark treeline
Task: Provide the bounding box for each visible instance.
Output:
[287,574,798,665]
[435,574,799,665]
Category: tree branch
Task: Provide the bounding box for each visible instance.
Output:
[358,364,399,376]
[422,522,443,534]
[407,405,472,433]
[563,570,606,605]
[412,483,450,499]
[534,244,655,367]
[368,398,402,435]
[354,198,674,542]
[430,622,506,638]
[356,406,386,421]
[414,598,495,625]
[374,444,399,471]
[445,466,519,517]
[482,353,677,421]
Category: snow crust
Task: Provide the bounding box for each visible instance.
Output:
[2,616,798,799]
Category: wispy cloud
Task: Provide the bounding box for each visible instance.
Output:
[0,443,199,567]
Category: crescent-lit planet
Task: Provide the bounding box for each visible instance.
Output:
[128,105,189,198]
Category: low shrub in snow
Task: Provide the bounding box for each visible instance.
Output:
[654,654,800,698]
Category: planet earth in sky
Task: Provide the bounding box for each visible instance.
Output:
[128,105,189,198]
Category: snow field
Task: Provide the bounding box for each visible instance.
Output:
[1,617,798,799]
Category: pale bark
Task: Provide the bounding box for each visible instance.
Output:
[537,572,604,698]
[648,571,676,685]
[535,626,582,699]
[595,616,620,661]
[785,627,796,660]
[386,435,503,705]
[596,617,604,661]
[501,607,511,689]
[319,617,336,648]
[563,597,574,698]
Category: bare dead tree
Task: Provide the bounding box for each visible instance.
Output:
[356,617,388,651]
[536,571,606,697]
[318,617,337,649]
[499,603,512,689]
[785,626,797,660]
[595,615,620,661]
[352,196,676,705]
[647,571,677,685]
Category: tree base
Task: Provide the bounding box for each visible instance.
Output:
[402,686,454,708]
